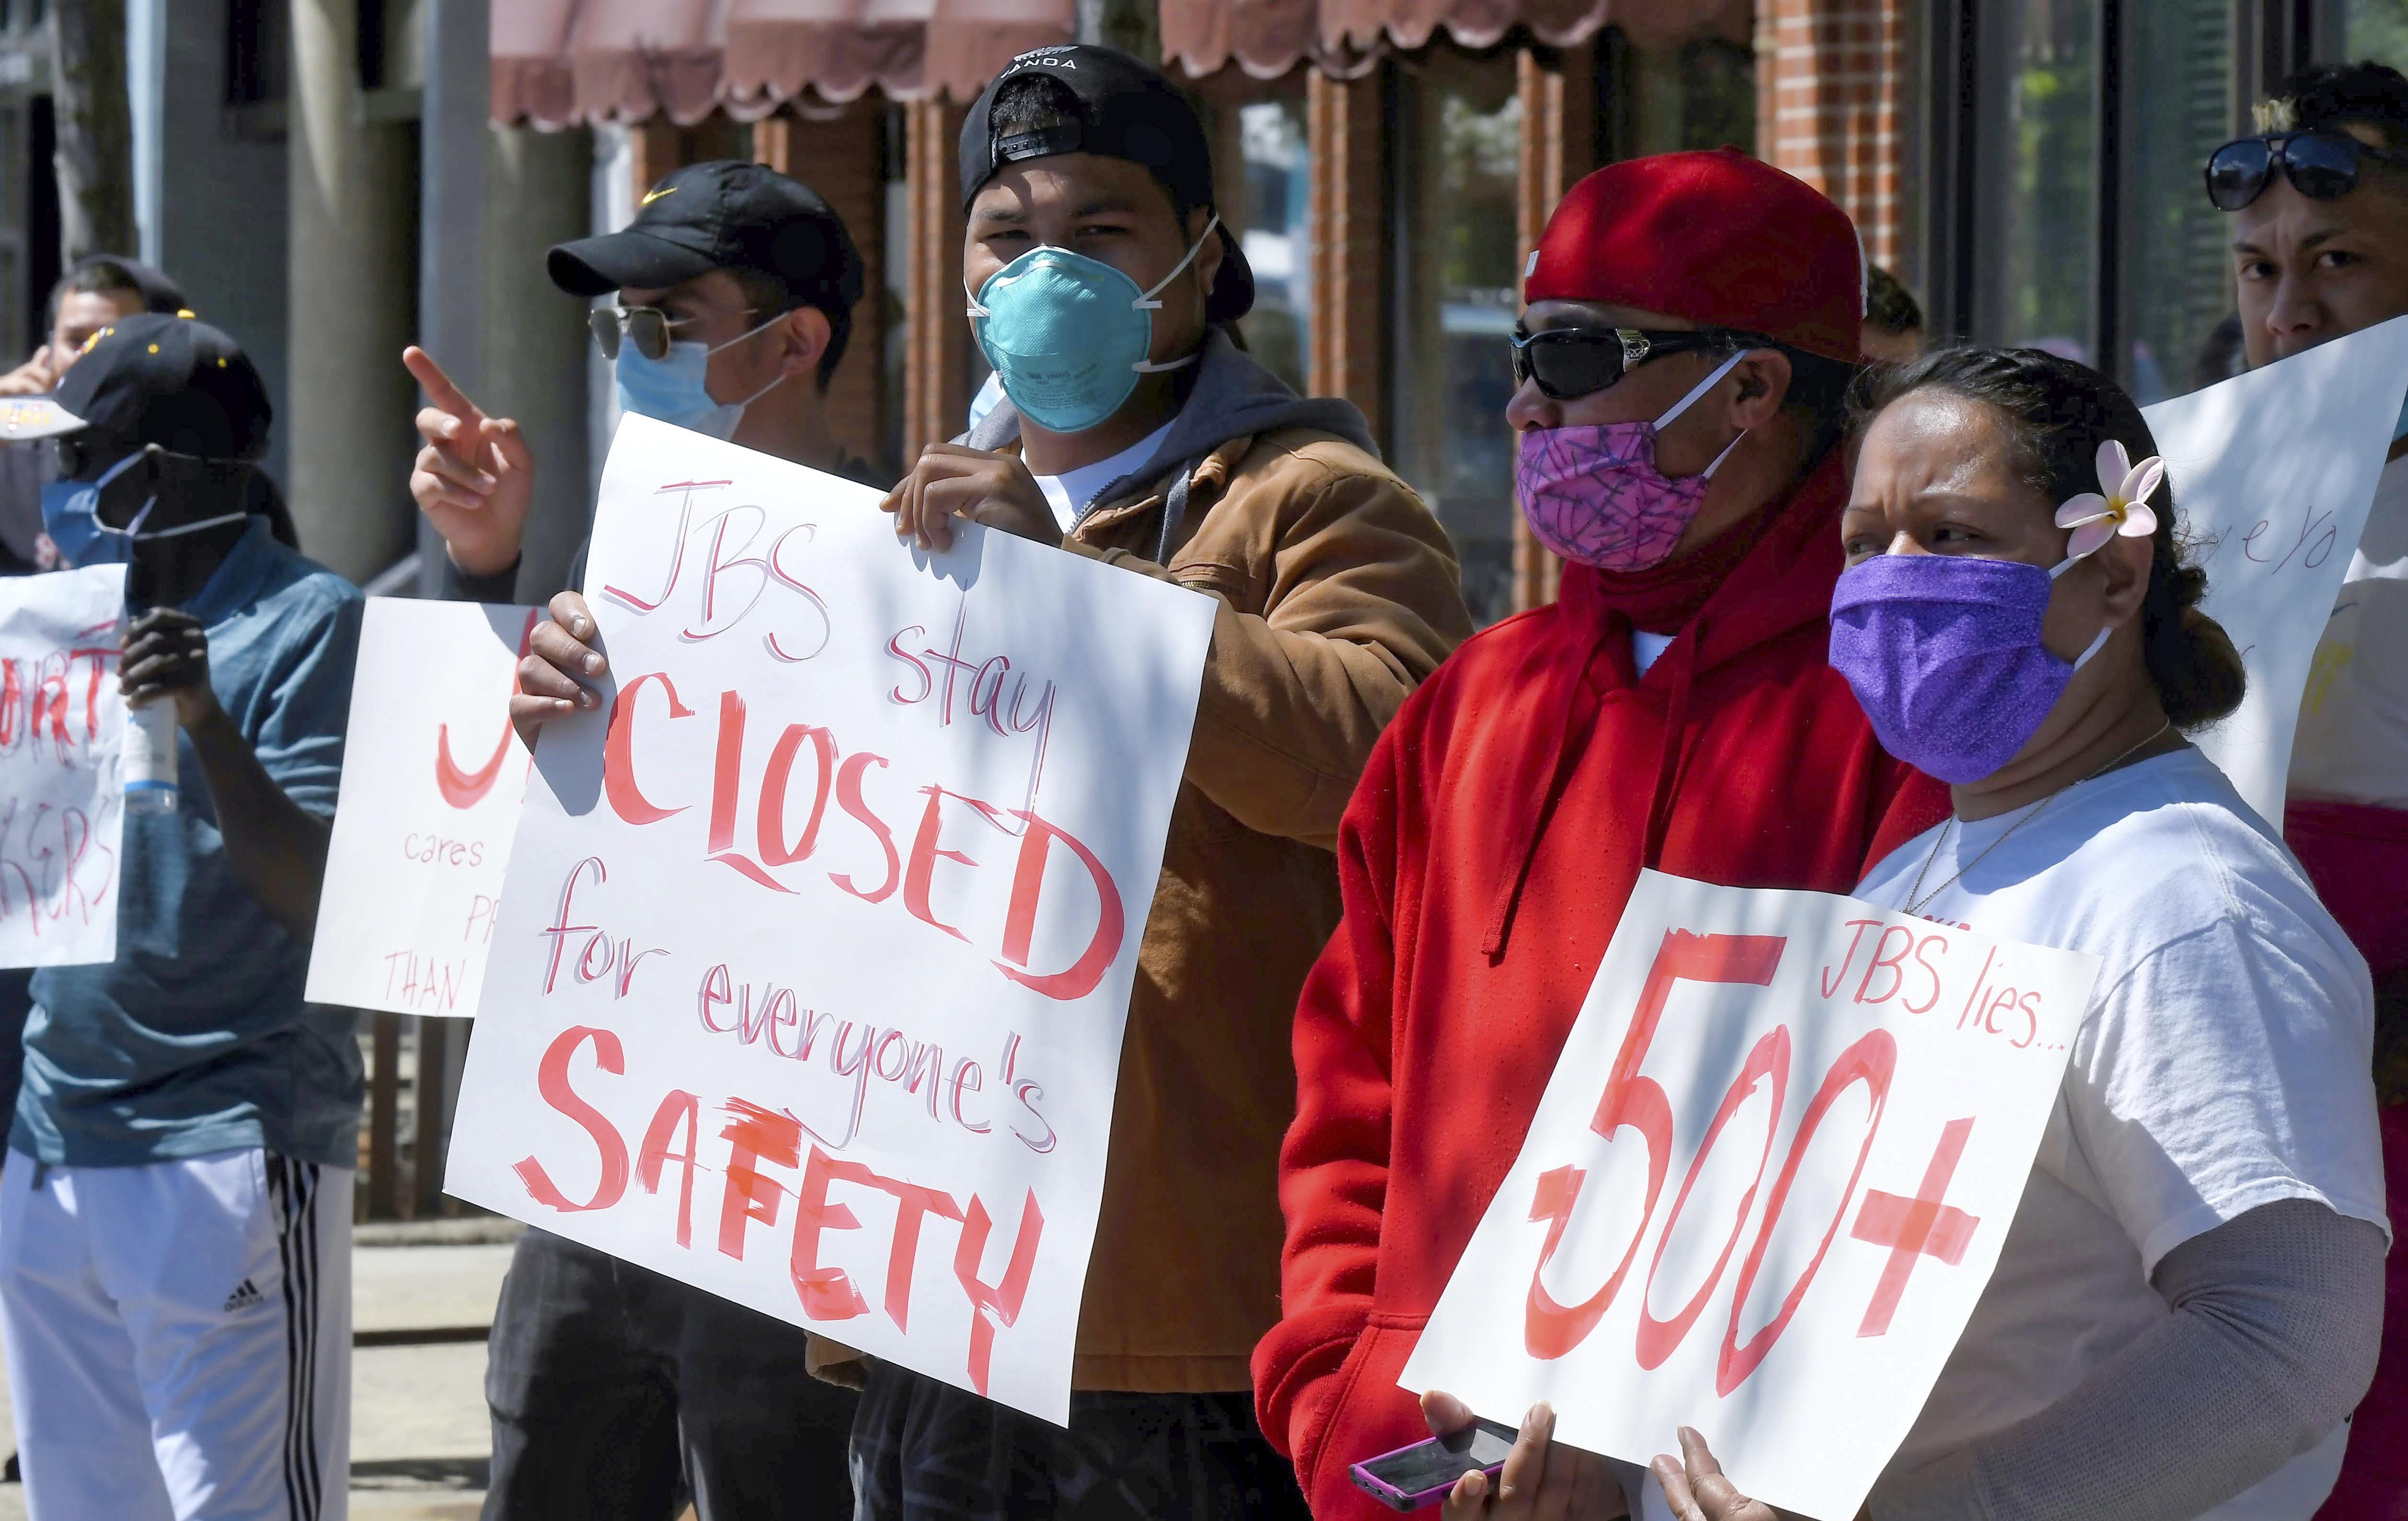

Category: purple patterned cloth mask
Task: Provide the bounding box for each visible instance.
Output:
[1515,351,1750,571]
[1829,552,2113,784]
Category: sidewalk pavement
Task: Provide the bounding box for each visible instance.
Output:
[0,1219,519,1520]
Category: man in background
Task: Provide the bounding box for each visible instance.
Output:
[1861,263,1924,362]
[0,256,187,399]
[0,258,188,576]
[407,160,881,1521]
[2215,57,2408,1517]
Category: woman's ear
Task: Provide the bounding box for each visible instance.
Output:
[1727,349,1794,431]
[2095,530,2154,624]
[776,307,832,385]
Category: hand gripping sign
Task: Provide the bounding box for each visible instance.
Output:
[308,599,539,1016]
[1404,871,2101,1521]
[2141,313,2408,824]
[445,415,1214,1422]
[0,564,125,967]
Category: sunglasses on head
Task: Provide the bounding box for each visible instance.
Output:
[588,304,764,362]
[1507,326,1746,401]
[2204,129,2408,211]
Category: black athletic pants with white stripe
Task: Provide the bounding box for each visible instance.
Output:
[0,1149,352,1520]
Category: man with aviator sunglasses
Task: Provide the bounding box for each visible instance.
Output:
[405,159,884,600]
[2215,60,2408,1520]
[402,159,886,1521]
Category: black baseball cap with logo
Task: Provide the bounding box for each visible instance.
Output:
[960,44,1256,324]
[6,311,271,460]
[548,160,866,315]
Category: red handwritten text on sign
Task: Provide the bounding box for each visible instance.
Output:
[511,1022,1046,1395]
[0,571,127,968]
[599,676,1124,1001]
[1404,872,2097,1521]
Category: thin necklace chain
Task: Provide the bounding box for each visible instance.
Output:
[1899,721,2175,917]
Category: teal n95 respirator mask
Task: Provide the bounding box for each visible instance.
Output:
[966,216,1219,435]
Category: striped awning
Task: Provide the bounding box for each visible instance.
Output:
[1160,0,1750,80]
[491,0,1076,126]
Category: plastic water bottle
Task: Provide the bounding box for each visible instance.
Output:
[124,699,179,815]
[121,550,179,815]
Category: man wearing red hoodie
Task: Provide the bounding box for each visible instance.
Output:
[1251,150,1950,1517]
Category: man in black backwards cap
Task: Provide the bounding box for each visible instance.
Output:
[511,43,1472,1521]
[405,160,880,1521]
[0,312,363,1519]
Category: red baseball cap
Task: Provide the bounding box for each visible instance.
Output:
[1524,149,1866,363]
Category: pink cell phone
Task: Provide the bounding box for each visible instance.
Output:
[1349,1419,1518,1510]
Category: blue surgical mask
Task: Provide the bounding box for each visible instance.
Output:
[43,452,146,567]
[41,476,109,567]
[966,216,1218,435]
[2392,387,2408,443]
[46,451,247,569]
[613,315,787,441]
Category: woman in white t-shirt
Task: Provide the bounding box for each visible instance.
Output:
[1648,348,2389,1521]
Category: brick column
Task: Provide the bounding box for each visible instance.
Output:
[1758,0,1908,271]
[904,97,972,458]
[1306,68,1386,449]
[1510,46,1599,613]
[757,107,888,470]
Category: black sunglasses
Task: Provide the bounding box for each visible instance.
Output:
[1507,326,1742,401]
[54,435,139,482]
[2204,129,2408,211]
[588,304,763,362]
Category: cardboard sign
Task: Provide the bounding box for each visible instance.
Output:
[1403,871,2102,1521]
[2143,314,2408,824]
[0,564,125,968]
[446,415,1215,1423]
[307,599,537,1016]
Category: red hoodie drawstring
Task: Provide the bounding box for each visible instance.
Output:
[1479,610,1701,960]
[1480,630,1614,961]
[1640,622,1702,868]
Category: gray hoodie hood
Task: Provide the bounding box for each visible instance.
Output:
[960,329,1381,519]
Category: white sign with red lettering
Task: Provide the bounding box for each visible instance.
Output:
[0,563,124,967]
[1403,871,2102,1521]
[307,599,538,1016]
[445,414,1214,1423]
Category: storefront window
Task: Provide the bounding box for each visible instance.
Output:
[1392,52,1523,627]
[1235,99,1310,394]
[2122,0,2236,401]
[2001,0,2098,361]
[2340,0,2408,69]
[1603,30,1756,159]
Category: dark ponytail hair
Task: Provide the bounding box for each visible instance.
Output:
[1851,345,2247,730]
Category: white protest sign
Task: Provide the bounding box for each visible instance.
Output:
[0,564,124,967]
[1403,871,2101,1521]
[307,599,537,1016]
[2143,313,2408,824]
[446,415,1215,1422]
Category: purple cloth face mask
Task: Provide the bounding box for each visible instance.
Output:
[1516,352,1749,571]
[1829,552,2113,784]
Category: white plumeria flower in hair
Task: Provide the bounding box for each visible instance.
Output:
[2053,440,2163,563]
